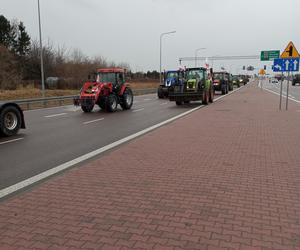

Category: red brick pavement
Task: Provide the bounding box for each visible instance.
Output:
[1,83,300,250]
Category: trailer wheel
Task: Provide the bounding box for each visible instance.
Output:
[0,106,22,136]
[81,105,94,113]
[120,88,133,110]
[175,101,182,106]
[106,94,118,112]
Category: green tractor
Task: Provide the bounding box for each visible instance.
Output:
[168,67,214,105]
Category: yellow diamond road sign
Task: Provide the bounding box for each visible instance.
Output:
[281,41,300,58]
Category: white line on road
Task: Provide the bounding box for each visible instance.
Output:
[83,118,104,125]
[132,108,145,113]
[44,113,67,118]
[263,88,300,104]
[144,98,152,101]
[0,138,24,145]
[0,85,244,199]
[160,102,168,105]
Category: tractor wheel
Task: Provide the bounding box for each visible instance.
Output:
[106,94,118,112]
[0,106,22,136]
[209,88,214,103]
[157,88,164,99]
[175,101,182,106]
[221,85,226,95]
[81,105,94,113]
[98,98,106,110]
[120,88,133,110]
[184,101,190,104]
[202,91,209,105]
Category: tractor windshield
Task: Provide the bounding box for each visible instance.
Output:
[187,69,204,80]
[97,73,116,84]
[166,72,178,78]
[214,73,223,80]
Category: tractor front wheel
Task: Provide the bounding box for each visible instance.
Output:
[106,94,118,112]
[81,105,94,113]
[120,88,133,110]
[98,97,106,110]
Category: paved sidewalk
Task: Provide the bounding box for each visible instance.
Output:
[1,83,300,250]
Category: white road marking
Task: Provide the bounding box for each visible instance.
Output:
[0,85,244,199]
[132,108,145,113]
[44,113,67,118]
[83,118,104,125]
[144,98,152,101]
[160,102,168,106]
[263,88,300,104]
[0,138,24,145]
[64,107,81,112]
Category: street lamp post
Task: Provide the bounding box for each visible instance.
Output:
[160,31,176,85]
[37,0,45,97]
[194,48,206,67]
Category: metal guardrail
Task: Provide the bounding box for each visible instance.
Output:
[2,88,157,110]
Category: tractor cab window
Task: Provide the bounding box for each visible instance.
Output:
[117,73,125,85]
[187,69,204,80]
[166,72,178,78]
[97,73,117,85]
[213,73,223,80]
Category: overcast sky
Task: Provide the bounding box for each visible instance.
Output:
[1,0,300,74]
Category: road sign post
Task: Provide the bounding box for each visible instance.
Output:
[286,72,290,110]
[272,42,300,111]
[279,73,283,110]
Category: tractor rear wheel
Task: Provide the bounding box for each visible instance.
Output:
[120,88,133,110]
[106,94,118,112]
[81,105,94,113]
[209,88,214,103]
[0,106,22,136]
[202,91,209,105]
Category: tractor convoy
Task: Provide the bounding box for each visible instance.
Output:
[0,67,249,138]
[158,67,246,105]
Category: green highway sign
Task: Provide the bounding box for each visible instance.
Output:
[260,50,280,61]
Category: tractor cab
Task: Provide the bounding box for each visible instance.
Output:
[96,68,125,86]
[74,67,133,113]
[186,68,206,91]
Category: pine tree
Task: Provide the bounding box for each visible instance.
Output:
[15,22,31,56]
[0,15,14,49]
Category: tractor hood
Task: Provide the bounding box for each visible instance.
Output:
[165,77,177,87]
[187,79,197,84]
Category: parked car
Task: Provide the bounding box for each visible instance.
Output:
[292,74,300,86]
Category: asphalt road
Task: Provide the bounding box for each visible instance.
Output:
[0,92,225,190]
[262,78,300,102]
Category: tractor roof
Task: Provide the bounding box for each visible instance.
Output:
[186,67,207,71]
[97,68,125,73]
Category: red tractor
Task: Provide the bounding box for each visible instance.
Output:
[74,68,133,112]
